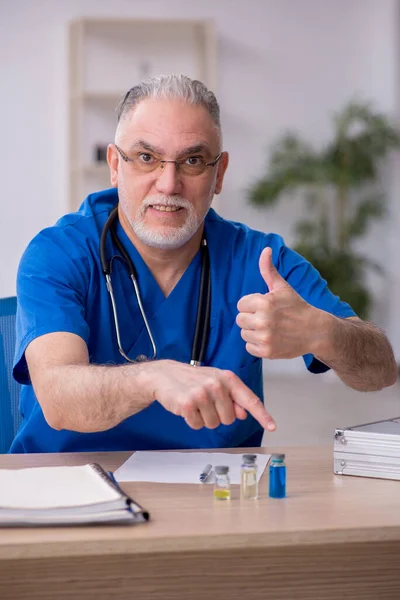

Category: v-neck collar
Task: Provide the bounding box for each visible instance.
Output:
[114,218,202,312]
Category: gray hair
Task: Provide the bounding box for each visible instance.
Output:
[116,73,221,135]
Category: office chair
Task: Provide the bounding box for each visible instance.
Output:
[0,297,21,453]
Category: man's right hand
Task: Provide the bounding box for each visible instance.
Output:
[146,360,276,432]
[26,332,275,434]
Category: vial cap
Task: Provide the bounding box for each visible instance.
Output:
[214,465,229,475]
[271,453,285,462]
[242,454,257,464]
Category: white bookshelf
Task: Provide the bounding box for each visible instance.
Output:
[68,18,217,211]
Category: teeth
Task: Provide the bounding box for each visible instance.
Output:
[152,205,181,212]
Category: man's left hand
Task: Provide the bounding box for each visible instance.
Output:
[236,247,320,359]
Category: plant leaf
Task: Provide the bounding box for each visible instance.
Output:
[347,195,385,238]
[248,134,329,206]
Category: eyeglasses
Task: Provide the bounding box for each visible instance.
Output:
[114,144,222,177]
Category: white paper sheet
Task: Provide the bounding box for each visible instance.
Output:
[0,465,120,510]
[115,452,271,484]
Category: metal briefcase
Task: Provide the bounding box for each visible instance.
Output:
[334,417,400,481]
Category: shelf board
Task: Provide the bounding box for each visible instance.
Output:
[74,17,214,36]
[86,163,109,175]
[71,91,125,102]
[72,163,110,176]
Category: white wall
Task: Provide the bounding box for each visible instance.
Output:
[1,0,400,372]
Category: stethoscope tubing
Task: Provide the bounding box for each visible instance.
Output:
[100,205,211,365]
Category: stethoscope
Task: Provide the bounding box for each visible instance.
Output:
[100,205,211,366]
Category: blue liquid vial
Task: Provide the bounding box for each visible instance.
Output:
[269,454,286,498]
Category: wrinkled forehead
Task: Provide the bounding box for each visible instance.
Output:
[116,97,221,154]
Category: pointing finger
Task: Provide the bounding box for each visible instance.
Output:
[224,372,276,431]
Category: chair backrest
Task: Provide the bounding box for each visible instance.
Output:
[0,297,21,453]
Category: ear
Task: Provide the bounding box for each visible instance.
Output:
[107,144,119,188]
[214,151,229,195]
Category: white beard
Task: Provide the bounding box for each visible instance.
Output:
[119,193,211,250]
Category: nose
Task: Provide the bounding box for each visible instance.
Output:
[154,161,182,196]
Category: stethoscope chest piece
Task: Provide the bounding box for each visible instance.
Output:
[135,354,149,362]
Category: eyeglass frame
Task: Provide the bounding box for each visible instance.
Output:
[113,143,223,175]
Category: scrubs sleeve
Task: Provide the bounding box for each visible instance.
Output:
[275,241,357,374]
[13,228,91,384]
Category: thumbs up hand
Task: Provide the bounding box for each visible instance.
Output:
[236,247,317,359]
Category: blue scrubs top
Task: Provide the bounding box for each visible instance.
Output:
[10,189,355,453]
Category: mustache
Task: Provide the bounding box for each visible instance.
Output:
[142,195,191,210]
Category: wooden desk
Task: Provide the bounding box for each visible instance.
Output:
[1,446,400,600]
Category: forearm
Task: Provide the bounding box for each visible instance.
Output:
[312,313,397,392]
[36,362,157,433]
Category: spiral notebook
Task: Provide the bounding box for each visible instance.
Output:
[0,463,149,527]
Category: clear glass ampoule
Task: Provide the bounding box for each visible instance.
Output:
[241,454,258,500]
[213,465,231,500]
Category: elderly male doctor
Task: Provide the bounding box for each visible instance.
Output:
[11,74,397,453]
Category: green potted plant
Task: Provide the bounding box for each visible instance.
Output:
[248,102,400,319]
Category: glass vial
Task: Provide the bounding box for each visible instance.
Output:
[269,454,286,498]
[213,466,231,500]
[241,454,258,500]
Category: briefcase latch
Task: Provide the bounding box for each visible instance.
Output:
[334,430,347,445]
